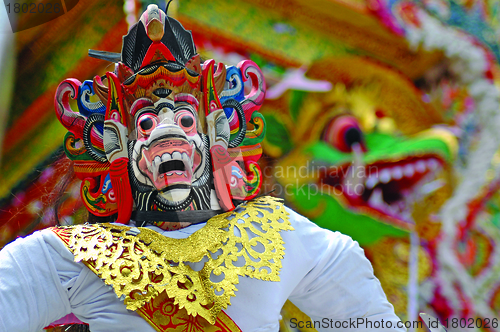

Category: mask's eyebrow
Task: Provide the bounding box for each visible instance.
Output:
[130,98,155,117]
[174,93,199,109]
[134,107,159,123]
[173,103,198,120]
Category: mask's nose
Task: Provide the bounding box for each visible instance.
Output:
[155,99,176,126]
[158,110,175,126]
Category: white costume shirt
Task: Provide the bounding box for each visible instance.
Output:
[0,207,405,331]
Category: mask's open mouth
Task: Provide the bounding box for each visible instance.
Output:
[318,155,446,228]
[159,159,186,174]
[138,137,195,190]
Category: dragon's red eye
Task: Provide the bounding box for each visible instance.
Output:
[323,115,365,152]
[137,114,158,136]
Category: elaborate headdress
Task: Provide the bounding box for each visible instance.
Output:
[55,4,266,226]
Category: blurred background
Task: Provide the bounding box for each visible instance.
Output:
[2,0,500,331]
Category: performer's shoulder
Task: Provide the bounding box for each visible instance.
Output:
[282,204,361,257]
[0,226,77,262]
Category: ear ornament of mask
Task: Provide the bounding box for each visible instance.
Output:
[103,72,133,224]
[55,78,119,217]
[202,59,234,211]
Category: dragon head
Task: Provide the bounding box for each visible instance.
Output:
[263,57,457,245]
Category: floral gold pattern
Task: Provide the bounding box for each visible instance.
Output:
[137,291,242,332]
[51,196,292,324]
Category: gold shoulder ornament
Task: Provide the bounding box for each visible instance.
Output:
[51,196,293,326]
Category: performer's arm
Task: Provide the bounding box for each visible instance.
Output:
[0,231,72,331]
[286,209,406,332]
[0,229,154,332]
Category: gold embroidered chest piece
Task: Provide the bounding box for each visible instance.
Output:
[52,196,293,324]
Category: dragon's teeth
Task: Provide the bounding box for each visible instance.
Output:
[404,164,415,178]
[366,176,378,190]
[415,160,426,173]
[427,158,439,171]
[420,179,445,195]
[368,188,385,208]
[392,166,403,180]
[380,169,391,183]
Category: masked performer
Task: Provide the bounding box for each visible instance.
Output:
[0,5,405,332]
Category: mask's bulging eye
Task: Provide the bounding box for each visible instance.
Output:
[180,115,194,128]
[137,114,158,136]
[323,115,366,152]
[175,111,196,133]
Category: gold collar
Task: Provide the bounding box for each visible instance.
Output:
[52,196,293,324]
